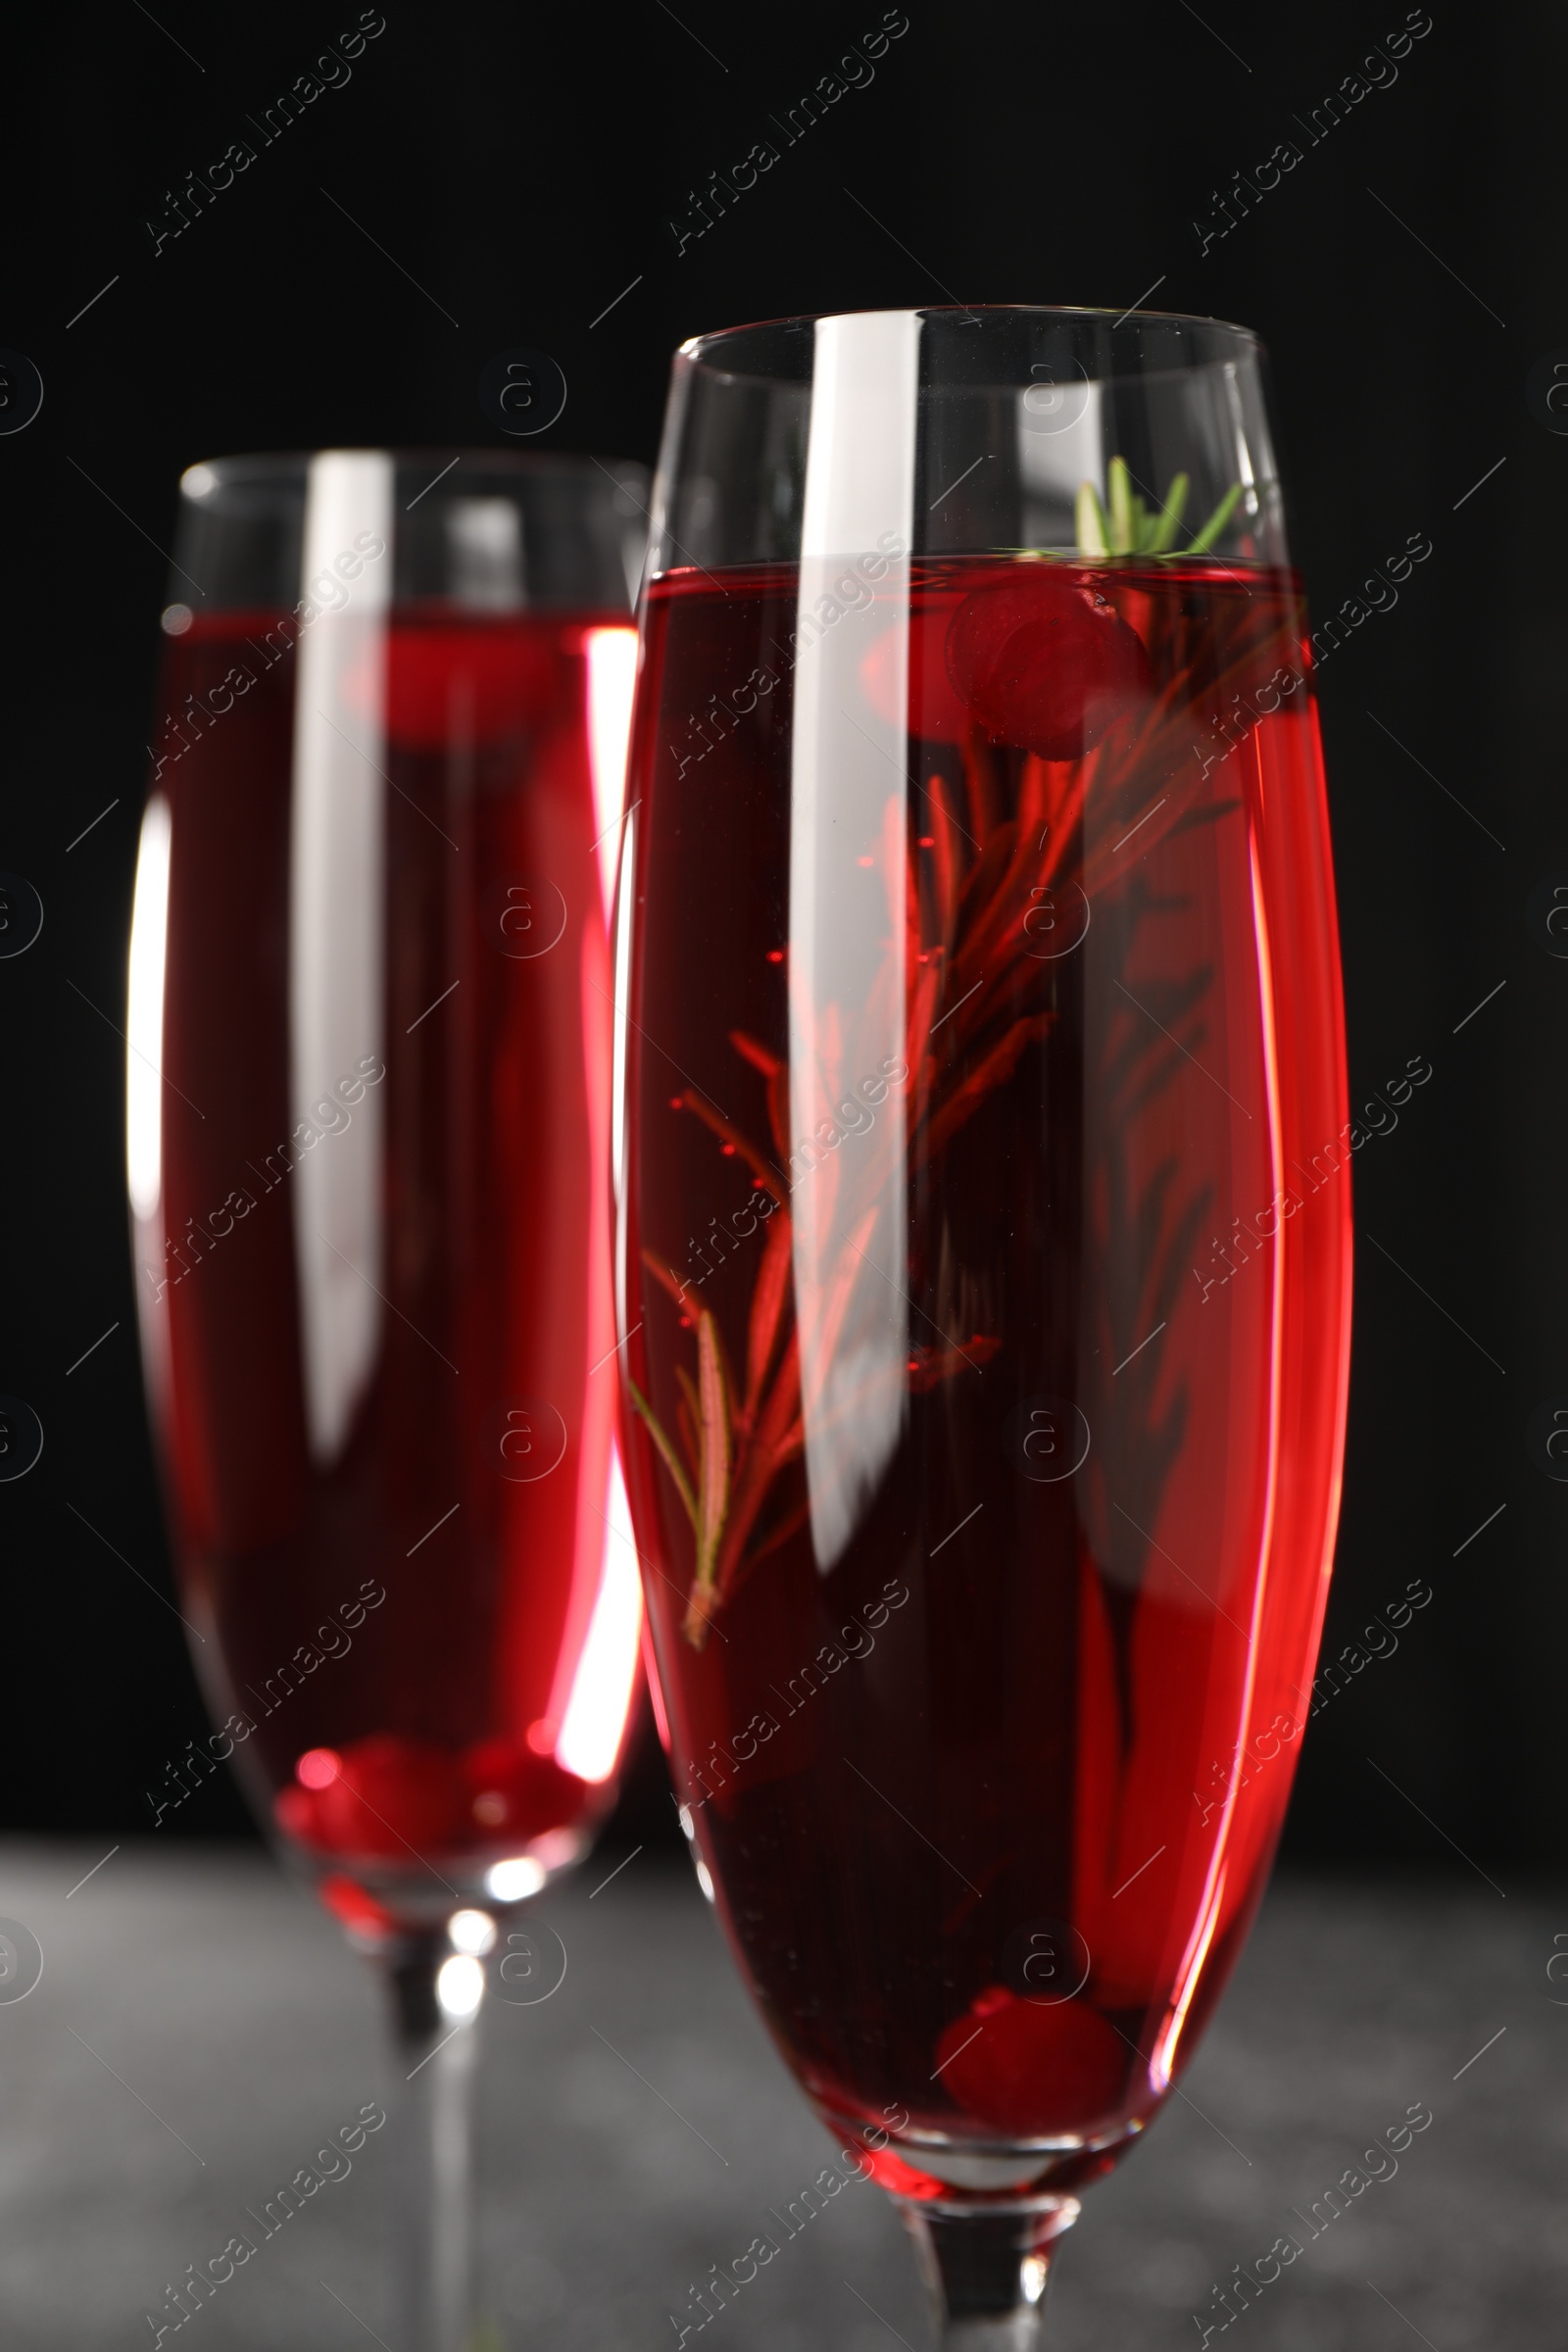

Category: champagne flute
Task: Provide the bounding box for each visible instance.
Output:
[614,310,1350,2345]
[127,448,649,2352]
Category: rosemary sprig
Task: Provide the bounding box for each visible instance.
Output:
[632,580,1299,1646]
[1074,457,1242,560]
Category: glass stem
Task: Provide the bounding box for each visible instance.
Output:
[902,2199,1080,2352]
[373,1930,484,2352]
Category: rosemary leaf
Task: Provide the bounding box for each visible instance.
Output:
[1107,457,1134,555]
[730,1028,781,1079]
[1075,480,1110,559]
[1146,471,1190,554]
[695,1311,732,1593]
[675,1365,702,1454]
[1186,480,1244,555]
[627,1380,699,1531]
[747,1210,794,1411]
[641,1247,688,1312]
[678,1087,784,1200]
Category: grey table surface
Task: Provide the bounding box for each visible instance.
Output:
[0,1839,1559,2351]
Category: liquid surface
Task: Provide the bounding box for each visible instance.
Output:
[139,608,638,1924]
[617,556,1350,2191]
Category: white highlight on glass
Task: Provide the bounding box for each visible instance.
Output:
[789,309,918,1573]
[289,449,394,1463]
[447,1909,497,1956]
[1014,379,1103,517]
[445,496,522,607]
[436,1954,484,2017]
[610,801,637,1331]
[527,1827,583,1876]
[125,795,172,1223]
[585,623,638,926]
[484,1856,546,1904]
[556,1446,644,1785]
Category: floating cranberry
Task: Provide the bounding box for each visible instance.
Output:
[934,1984,1129,2137]
[945,569,1152,760]
[461,1737,590,1841]
[307,1734,469,1860]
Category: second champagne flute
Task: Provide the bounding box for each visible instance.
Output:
[128,449,649,2351]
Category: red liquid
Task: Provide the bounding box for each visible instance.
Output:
[618,557,1350,2194]
[138,608,638,1923]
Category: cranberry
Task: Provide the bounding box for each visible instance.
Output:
[461,1737,590,1841]
[946,569,1152,760]
[306,1734,469,1860]
[934,1985,1129,2136]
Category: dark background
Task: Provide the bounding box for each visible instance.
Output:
[2,0,1558,1875]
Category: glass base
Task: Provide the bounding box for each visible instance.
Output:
[814,2096,1140,2204]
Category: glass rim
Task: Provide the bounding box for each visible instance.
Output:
[177,447,649,497]
[677,303,1265,382]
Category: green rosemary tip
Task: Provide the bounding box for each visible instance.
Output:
[1075,462,1241,560]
